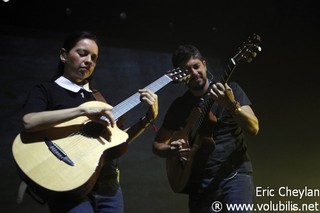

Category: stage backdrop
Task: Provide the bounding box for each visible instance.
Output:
[1,26,320,213]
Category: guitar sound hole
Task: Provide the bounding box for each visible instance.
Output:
[82,122,105,138]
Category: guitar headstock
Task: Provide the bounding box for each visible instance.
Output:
[166,67,190,84]
[232,33,262,65]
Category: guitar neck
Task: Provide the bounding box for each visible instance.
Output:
[189,59,238,142]
[112,75,173,120]
[203,58,239,114]
[219,58,237,84]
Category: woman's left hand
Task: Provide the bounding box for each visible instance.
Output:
[139,89,158,121]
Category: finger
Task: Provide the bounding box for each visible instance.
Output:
[211,84,221,94]
[148,91,158,100]
[170,146,179,151]
[138,89,151,97]
[213,84,226,98]
[170,141,184,150]
[140,92,154,105]
[180,157,188,161]
[211,83,217,90]
[103,111,115,127]
[180,148,191,152]
[142,96,154,105]
[179,156,188,166]
[138,88,147,93]
[210,88,217,96]
[177,138,186,143]
[140,89,157,99]
[209,88,218,98]
[216,83,225,91]
[225,83,233,92]
[170,143,179,150]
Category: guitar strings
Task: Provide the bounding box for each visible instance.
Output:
[207,70,214,82]
[59,133,99,163]
[65,132,113,164]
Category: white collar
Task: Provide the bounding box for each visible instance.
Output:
[54,76,92,93]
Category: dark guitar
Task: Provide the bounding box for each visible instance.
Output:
[12,68,190,199]
[166,34,262,193]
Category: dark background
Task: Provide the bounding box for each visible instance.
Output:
[1,0,320,212]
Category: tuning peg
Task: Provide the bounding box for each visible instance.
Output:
[180,75,190,84]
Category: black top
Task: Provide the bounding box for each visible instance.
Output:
[23,82,95,113]
[23,81,120,196]
[162,81,253,185]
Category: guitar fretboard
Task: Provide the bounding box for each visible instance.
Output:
[221,59,236,84]
[112,75,172,120]
[189,59,237,143]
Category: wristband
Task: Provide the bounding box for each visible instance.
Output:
[227,101,241,113]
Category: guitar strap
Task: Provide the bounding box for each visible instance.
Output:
[16,179,47,205]
[92,89,107,103]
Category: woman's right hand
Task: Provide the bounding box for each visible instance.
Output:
[80,105,116,127]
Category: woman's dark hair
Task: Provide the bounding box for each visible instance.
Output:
[172,44,204,68]
[52,31,100,83]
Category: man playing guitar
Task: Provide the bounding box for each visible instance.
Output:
[153,44,259,213]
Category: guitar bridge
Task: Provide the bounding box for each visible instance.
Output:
[44,137,74,166]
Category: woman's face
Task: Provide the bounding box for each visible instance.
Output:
[60,38,99,84]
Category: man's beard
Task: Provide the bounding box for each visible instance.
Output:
[188,78,207,91]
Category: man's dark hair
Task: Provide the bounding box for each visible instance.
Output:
[172,44,204,68]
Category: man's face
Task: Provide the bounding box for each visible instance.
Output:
[179,56,207,90]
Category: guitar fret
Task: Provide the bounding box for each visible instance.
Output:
[112,75,172,120]
[12,67,192,196]
[220,62,236,84]
[189,58,236,143]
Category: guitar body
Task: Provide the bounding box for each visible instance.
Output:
[12,101,129,199]
[11,68,191,199]
[166,107,216,193]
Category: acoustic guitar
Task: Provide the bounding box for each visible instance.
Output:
[12,68,190,199]
[166,34,262,193]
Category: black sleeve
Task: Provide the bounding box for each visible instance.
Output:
[162,99,181,131]
[162,94,194,131]
[229,81,251,106]
[23,84,49,115]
